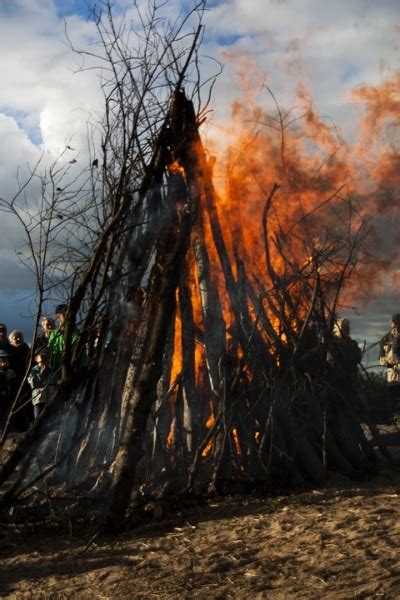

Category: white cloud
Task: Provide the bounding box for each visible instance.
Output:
[203,0,399,127]
[0,0,398,338]
[0,115,41,197]
[0,1,100,148]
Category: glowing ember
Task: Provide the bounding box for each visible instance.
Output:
[232,427,242,456]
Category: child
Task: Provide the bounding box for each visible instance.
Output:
[28,349,55,419]
[0,349,16,431]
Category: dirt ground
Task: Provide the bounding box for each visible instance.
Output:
[1,426,400,599]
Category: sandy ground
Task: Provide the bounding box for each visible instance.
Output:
[1,428,400,599]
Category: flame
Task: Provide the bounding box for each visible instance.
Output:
[165,69,400,461]
[201,401,216,458]
[208,73,399,311]
[201,439,213,458]
[205,401,216,429]
[166,428,173,447]
[170,299,182,386]
[232,427,242,456]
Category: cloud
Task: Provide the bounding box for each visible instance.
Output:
[203,0,399,125]
[0,0,100,147]
[0,115,41,196]
[0,0,398,341]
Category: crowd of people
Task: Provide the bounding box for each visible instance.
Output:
[309,313,400,413]
[0,304,69,433]
[1,306,400,435]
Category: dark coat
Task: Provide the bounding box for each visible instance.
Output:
[328,335,362,378]
[8,343,33,431]
[9,342,31,381]
[0,367,16,429]
[32,335,49,356]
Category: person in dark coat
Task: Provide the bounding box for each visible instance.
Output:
[8,330,33,430]
[328,318,362,380]
[327,318,374,461]
[327,317,362,409]
[0,349,16,434]
[28,348,56,419]
[9,330,30,376]
[0,323,13,355]
[33,315,55,355]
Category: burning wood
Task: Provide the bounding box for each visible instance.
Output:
[0,87,393,531]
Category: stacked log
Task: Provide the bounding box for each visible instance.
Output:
[0,90,381,531]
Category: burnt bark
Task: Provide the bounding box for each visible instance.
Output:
[179,264,200,456]
[104,167,192,530]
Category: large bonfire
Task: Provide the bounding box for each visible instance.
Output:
[0,3,399,532]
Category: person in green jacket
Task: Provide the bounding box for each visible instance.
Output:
[48,304,78,375]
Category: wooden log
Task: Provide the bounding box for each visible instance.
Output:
[179,264,201,456]
[104,163,192,530]
[148,318,177,481]
[258,403,305,487]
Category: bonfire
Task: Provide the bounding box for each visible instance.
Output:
[0,1,398,535]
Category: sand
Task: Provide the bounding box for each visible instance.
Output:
[1,427,400,599]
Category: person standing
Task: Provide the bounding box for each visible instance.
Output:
[9,330,31,378]
[48,304,78,375]
[28,349,55,418]
[379,313,400,411]
[0,323,13,355]
[0,349,16,433]
[33,315,55,355]
[8,330,32,429]
[328,318,362,383]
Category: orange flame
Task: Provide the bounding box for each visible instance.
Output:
[167,68,400,456]
[201,401,216,458]
[232,427,242,456]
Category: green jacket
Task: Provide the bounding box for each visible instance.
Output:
[48,329,78,373]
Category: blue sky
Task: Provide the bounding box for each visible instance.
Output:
[54,0,93,19]
[0,0,398,352]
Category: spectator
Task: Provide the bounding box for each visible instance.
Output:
[9,330,31,378]
[28,349,56,418]
[8,330,32,429]
[379,313,400,411]
[328,318,362,379]
[0,349,16,432]
[0,323,13,355]
[33,315,55,354]
[48,304,77,374]
[326,317,362,413]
